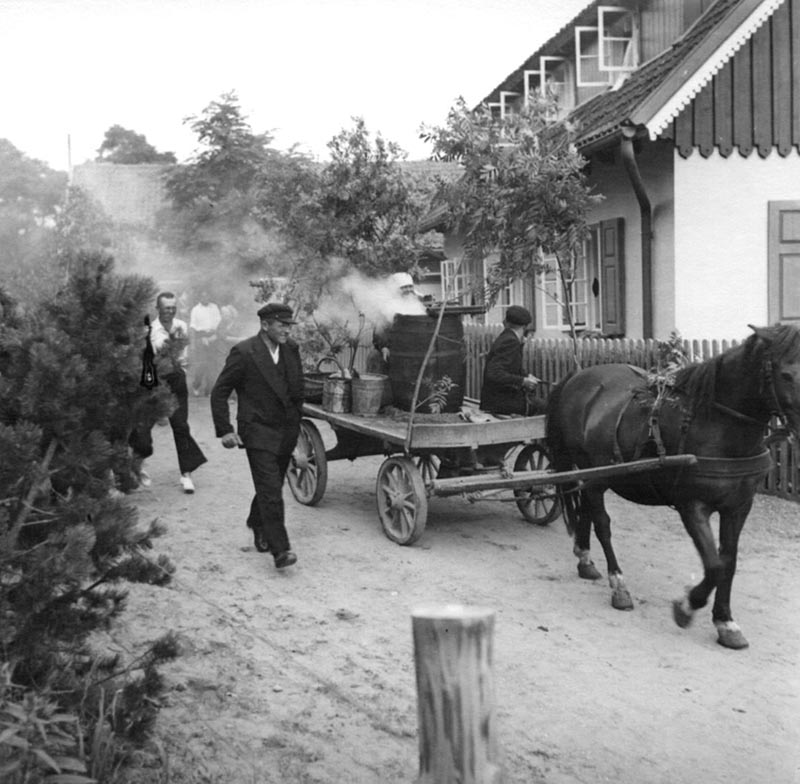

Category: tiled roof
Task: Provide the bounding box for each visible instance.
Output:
[569,0,778,150]
[483,0,782,152]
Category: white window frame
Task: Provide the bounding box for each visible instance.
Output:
[441,258,467,304]
[575,26,613,87]
[499,91,520,117]
[598,6,638,73]
[523,70,540,104]
[540,248,594,331]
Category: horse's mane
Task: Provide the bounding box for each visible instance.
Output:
[671,324,800,414]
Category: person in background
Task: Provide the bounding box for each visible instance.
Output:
[210,302,304,570]
[189,290,221,396]
[147,292,208,493]
[366,271,424,374]
[480,305,543,416]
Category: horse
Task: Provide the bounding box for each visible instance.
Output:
[545,324,800,649]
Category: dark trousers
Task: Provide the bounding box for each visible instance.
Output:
[165,371,207,474]
[245,449,292,554]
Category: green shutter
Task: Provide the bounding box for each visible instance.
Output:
[601,218,625,336]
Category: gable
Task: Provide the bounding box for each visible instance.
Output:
[660,0,800,158]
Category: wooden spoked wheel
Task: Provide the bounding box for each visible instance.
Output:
[414,454,441,488]
[287,419,328,506]
[376,456,428,545]
[513,443,561,525]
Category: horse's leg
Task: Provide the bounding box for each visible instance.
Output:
[584,488,634,610]
[671,500,725,630]
[711,503,752,650]
[570,489,602,580]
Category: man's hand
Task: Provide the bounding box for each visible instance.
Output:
[221,432,243,449]
[522,374,540,391]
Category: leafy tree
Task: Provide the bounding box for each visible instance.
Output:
[252,117,429,314]
[158,91,286,290]
[55,185,115,277]
[422,95,601,339]
[96,124,177,164]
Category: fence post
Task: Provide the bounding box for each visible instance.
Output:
[412,605,503,784]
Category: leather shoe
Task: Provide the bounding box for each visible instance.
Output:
[250,527,270,553]
[274,550,297,569]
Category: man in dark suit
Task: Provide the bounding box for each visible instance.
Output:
[210,303,304,569]
[480,305,543,416]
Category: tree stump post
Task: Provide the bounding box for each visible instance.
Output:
[411,604,503,784]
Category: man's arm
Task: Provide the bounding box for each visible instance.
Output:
[210,344,244,442]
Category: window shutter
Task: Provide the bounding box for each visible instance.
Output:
[601,218,625,336]
[768,201,800,324]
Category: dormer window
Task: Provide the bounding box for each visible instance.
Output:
[523,57,573,118]
[575,6,638,87]
[598,6,638,72]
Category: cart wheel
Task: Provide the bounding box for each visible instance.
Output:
[288,420,328,506]
[414,454,441,488]
[376,456,428,545]
[513,443,560,525]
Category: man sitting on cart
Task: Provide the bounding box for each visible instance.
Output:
[480,305,544,416]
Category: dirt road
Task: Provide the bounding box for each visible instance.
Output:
[117,397,800,783]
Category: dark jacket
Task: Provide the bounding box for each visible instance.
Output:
[210,333,304,454]
[480,328,528,415]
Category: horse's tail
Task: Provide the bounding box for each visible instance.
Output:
[544,373,581,537]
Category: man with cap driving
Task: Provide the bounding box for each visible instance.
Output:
[480,305,543,416]
[210,302,305,569]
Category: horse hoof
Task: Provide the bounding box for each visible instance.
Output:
[577,561,602,580]
[612,590,634,611]
[716,623,749,650]
[672,598,693,629]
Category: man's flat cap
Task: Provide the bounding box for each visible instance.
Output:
[257,302,296,323]
[505,305,532,326]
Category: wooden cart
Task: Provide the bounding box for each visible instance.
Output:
[287,402,697,545]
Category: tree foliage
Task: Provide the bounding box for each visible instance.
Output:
[0,255,176,779]
[0,139,67,301]
[422,96,601,305]
[96,124,177,164]
[158,91,284,288]
[160,93,431,322]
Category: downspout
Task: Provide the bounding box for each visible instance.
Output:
[620,125,653,340]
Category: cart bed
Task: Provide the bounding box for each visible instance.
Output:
[302,402,546,450]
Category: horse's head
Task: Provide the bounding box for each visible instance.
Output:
[749,324,800,439]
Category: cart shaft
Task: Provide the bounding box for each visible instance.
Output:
[429,454,698,497]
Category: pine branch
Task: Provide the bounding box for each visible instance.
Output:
[8,438,57,546]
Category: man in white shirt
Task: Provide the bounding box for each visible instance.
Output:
[189,290,222,396]
[151,291,207,493]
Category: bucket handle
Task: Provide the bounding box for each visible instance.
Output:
[316,356,345,376]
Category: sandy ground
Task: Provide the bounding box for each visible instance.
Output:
[115,396,800,784]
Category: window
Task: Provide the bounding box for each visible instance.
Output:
[525,57,573,117]
[539,219,625,335]
[541,249,592,330]
[575,27,611,87]
[598,6,638,73]
[768,201,800,324]
[441,258,467,304]
[575,8,638,87]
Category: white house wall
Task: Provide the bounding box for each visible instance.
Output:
[674,150,800,341]
[582,140,676,340]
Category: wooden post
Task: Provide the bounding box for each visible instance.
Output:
[411,605,503,784]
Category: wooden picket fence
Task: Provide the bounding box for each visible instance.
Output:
[342,327,799,502]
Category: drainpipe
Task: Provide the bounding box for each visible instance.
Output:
[620,125,653,340]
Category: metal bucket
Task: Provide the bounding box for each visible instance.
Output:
[351,373,388,416]
[322,375,351,413]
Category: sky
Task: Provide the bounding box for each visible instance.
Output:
[1,0,590,172]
